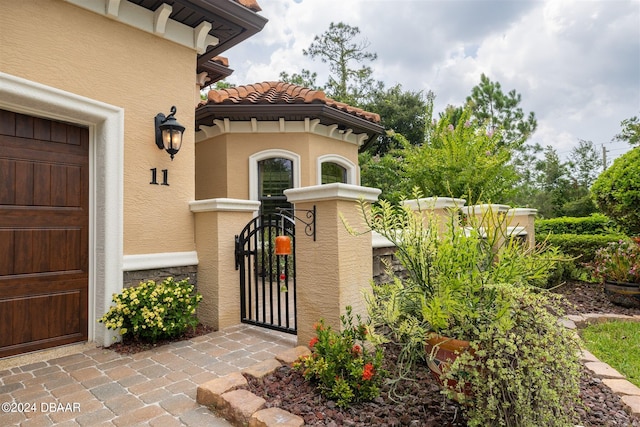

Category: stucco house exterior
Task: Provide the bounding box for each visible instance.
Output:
[0,0,384,358]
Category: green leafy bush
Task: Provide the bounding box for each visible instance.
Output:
[535,213,617,235]
[99,277,203,342]
[293,306,385,408]
[544,233,625,265]
[591,147,640,235]
[443,286,582,426]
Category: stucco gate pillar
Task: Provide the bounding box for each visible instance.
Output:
[284,184,381,347]
[190,198,260,330]
[402,197,467,235]
[506,208,538,249]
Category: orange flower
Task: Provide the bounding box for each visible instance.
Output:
[351,344,361,355]
[362,363,375,381]
[309,337,319,348]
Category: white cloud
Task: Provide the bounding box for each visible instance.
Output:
[223,0,639,158]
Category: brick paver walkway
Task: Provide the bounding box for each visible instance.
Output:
[0,325,296,426]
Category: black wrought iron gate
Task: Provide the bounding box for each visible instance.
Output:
[235,213,296,334]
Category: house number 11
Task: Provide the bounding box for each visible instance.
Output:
[150,168,169,186]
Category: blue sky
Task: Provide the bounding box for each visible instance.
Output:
[222,0,640,162]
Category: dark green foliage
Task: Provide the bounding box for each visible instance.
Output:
[358,151,407,203]
[279,70,320,90]
[591,147,640,235]
[466,73,537,150]
[303,22,379,106]
[614,115,640,146]
[542,233,625,264]
[561,195,598,217]
[363,85,427,155]
[535,213,617,235]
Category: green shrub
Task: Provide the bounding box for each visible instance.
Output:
[591,147,640,235]
[99,277,203,342]
[443,286,582,426]
[293,306,385,408]
[535,213,617,235]
[544,233,625,265]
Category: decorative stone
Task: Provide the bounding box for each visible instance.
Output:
[580,349,599,363]
[249,407,304,427]
[602,379,640,396]
[275,346,310,365]
[559,317,577,329]
[196,372,247,406]
[243,359,282,379]
[621,395,640,416]
[584,362,625,379]
[219,389,265,425]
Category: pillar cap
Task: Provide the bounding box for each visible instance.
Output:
[190,198,261,213]
[460,204,511,215]
[284,183,381,203]
[507,208,538,216]
[402,197,466,211]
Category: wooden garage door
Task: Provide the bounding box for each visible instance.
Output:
[0,109,89,358]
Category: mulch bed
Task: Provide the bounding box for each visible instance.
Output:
[108,281,640,426]
[242,281,640,427]
[106,323,214,355]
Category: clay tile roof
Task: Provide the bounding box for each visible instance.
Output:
[211,56,229,67]
[205,81,380,124]
[234,0,262,12]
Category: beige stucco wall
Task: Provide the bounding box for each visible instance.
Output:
[0,0,196,255]
[195,130,360,201]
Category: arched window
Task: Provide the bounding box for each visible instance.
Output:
[249,149,300,216]
[317,154,357,185]
[321,162,347,184]
[258,157,293,215]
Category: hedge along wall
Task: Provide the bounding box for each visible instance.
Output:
[536,214,626,265]
[535,213,618,235]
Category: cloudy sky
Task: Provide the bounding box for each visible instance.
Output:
[221,0,640,163]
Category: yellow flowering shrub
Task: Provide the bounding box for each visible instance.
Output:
[98,277,203,342]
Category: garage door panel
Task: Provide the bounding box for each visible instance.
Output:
[2,158,86,208]
[33,116,51,141]
[0,110,15,135]
[0,108,88,357]
[15,114,34,139]
[0,230,13,275]
[0,158,15,204]
[14,160,34,206]
[0,290,85,353]
[2,228,83,275]
[33,162,52,205]
[0,276,87,297]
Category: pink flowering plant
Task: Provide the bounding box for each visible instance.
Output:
[98,277,203,342]
[591,239,640,283]
[293,306,385,407]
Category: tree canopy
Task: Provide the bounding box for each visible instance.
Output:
[466,73,537,150]
[302,22,379,105]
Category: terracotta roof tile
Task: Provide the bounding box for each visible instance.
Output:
[205,81,380,123]
[211,56,229,67]
[235,0,262,12]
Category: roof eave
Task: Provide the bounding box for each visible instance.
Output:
[195,103,384,139]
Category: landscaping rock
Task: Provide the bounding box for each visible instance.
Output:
[219,389,266,426]
[243,359,282,379]
[196,372,247,406]
[275,346,310,365]
[249,407,304,427]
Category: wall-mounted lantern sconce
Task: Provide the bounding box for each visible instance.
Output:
[154,106,185,160]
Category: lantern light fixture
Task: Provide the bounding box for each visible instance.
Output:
[275,235,292,256]
[155,106,185,160]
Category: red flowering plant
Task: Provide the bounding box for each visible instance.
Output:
[293,306,385,408]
